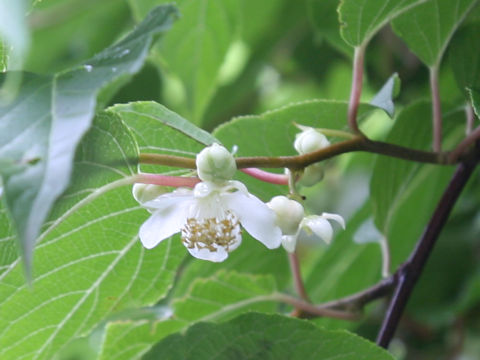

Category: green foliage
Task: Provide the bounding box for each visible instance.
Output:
[449,23,480,93]
[144,312,395,360]
[0,111,184,360]
[392,0,479,67]
[1,1,480,359]
[339,0,430,47]
[0,5,178,277]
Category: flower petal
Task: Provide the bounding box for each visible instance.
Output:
[139,198,191,249]
[301,216,333,244]
[186,244,229,262]
[141,188,193,211]
[223,191,282,249]
[281,235,298,253]
[321,212,346,229]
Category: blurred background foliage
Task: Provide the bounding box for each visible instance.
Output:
[2,0,480,359]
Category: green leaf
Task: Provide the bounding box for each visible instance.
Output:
[0,5,178,277]
[143,313,395,360]
[99,319,185,360]
[338,0,430,47]
[171,236,289,300]
[100,271,277,359]
[370,73,400,117]
[370,101,464,266]
[172,270,277,323]
[112,101,218,148]
[154,0,239,123]
[308,0,353,56]
[391,0,478,67]
[449,23,480,94]
[0,112,184,360]
[111,101,218,178]
[26,0,131,74]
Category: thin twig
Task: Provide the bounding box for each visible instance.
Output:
[348,46,366,134]
[449,125,480,163]
[275,293,359,321]
[376,147,480,348]
[316,276,397,311]
[288,252,310,302]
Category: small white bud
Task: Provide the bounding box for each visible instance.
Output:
[297,163,325,187]
[294,128,330,154]
[267,196,305,235]
[133,183,168,205]
[196,143,237,183]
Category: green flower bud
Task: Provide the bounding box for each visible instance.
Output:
[133,183,168,205]
[196,143,237,183]
[267,196,305,235]
[298,163,325,187]
[294,128,330,154]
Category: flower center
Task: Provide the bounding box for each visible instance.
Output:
[181,211,241,252]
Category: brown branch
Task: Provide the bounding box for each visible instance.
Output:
[139,137,452,171]
[376,146,480,348]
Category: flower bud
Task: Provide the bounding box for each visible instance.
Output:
[196,143,237,183]
[297,163,325,187]
[267,196,305,235]
[294,128,330,154]
[133,183,168,205]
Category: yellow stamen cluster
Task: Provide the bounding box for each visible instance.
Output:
[181,211,241,252]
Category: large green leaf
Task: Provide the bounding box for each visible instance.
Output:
[111,101,218,178]
[26,0,131,74]
[449,23,480,94]
[0,112,184,360]
[392,0,478,67]
[308,0,353,56]
[143,312,395,360]
[0,5,178,276]
[153,0,239,123]
[338,0,431,47]
[99,271,277,360]
[370,101,464,266]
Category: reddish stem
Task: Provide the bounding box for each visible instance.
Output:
[134,173,200,188]
[241,168,289,185]
[348,46,366,134]
[289,252,310,302]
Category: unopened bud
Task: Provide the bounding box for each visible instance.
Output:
[133,183,168,205]
[297,163,325,187]
[294,128,330,154]
[196,143,236,183]
[267,196,305,235]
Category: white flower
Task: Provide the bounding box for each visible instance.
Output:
[137,180,282,262]
[267,195,345,253]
